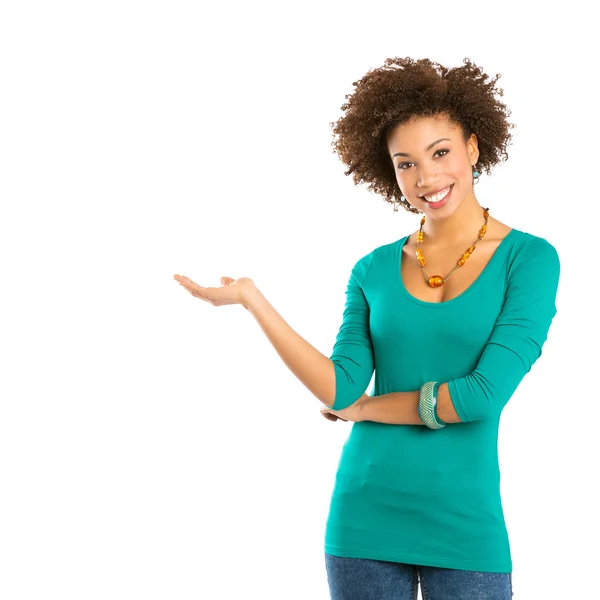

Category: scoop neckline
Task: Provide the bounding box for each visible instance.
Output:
[396,227,518,308]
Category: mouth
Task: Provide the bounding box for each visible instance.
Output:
[421,184,454,209]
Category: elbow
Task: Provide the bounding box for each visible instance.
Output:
[329,360,370,411]
[460,403,502,423]
[324,349,374,410]
[447,376,507,423]
[330,394,364,412]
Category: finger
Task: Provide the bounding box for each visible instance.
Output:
[189,291,212,304]
[177,278,211,299]
[176,275,199,288]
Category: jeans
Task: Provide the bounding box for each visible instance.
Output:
[325,554,513,600]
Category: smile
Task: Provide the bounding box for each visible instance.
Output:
[423,186,452,203]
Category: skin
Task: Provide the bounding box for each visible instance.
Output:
[387,112,509,244]
[387,115,482,237]
[390,113,514,307]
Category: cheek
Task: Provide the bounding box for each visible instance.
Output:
[448,158,472,179]
[396,170,412,187]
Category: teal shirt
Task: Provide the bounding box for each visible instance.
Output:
[325,228,560,573]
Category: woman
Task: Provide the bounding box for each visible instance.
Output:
[174,57,560,599]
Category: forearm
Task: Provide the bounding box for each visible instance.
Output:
[243,286,335,406]
[360,383,461,425]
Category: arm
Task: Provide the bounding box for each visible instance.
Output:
[356,237,560,425]
[244,287,336,406]
[244,253,375,410]
[356,383,460,424]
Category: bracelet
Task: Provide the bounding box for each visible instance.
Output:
[418,381,447,429]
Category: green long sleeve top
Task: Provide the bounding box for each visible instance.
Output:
[325,228,560,573]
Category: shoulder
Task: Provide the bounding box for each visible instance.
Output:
[511,228,560,266]
[350,235,408,284]
[506,228,560,289]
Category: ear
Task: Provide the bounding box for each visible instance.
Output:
[467,133,480,166]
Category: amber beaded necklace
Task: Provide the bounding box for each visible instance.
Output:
[416,206,489,288]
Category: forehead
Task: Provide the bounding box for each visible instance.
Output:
[388,114,461,148]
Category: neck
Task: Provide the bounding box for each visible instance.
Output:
[422,192,486,247]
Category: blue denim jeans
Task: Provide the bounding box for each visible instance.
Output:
[325,554,513,600]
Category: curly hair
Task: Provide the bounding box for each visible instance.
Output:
[329,57,515,215]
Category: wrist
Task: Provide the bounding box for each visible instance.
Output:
[242,284,263,310]
[357,393,370,417]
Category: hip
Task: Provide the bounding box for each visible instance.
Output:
[324,553,513,600]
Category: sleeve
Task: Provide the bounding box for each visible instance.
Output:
[328,253,376,411]
[447,236,560,423]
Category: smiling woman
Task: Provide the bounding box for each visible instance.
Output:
[321,57,558,600]
[176,56,560,600]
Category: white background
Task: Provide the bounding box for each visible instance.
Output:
[1,1,598,598]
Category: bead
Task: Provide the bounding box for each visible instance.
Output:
[428,275,444,287]
[416,206,489,286]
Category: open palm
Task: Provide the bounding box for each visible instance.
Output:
[174,274,256,307]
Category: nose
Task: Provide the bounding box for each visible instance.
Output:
[416,166,440,190]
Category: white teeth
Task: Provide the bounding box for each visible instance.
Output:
[424,186,451,203]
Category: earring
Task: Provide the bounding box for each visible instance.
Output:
[473,164,480,183]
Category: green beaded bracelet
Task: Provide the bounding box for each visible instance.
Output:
[418,381,447,429]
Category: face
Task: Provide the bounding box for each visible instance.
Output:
[386,114,479,218]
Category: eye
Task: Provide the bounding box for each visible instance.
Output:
[397,148,450,170]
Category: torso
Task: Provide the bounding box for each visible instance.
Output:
[401,217,514,303]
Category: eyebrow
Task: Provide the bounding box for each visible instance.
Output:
[392,138,451,159]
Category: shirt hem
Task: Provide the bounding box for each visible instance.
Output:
[324,544,512,574]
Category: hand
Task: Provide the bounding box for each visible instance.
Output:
[174,274,257,308]
[320,406,348,422]
[320,399,366,423]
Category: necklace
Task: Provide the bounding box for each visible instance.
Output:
[416,207,489,288]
